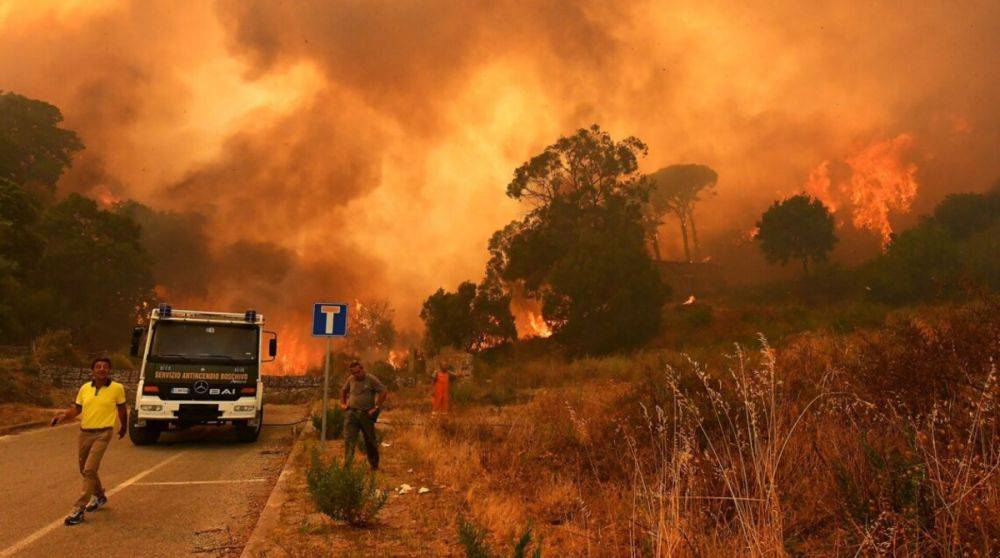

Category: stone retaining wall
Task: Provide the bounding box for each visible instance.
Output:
[37,366,141,389]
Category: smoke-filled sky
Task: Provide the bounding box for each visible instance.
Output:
[1,1,997,365]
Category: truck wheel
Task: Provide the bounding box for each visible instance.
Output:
[128,410,161,445]
[235,409,263,443]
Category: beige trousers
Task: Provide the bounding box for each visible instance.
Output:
[75,428,112,510]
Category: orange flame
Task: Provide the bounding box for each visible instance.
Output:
[509,292,553,339]
[804,161,837,213]
[387,349,407,369]
[273,327,317,375]
[805,134,918,248]
[526,311,553,338]
[93,185,121,207]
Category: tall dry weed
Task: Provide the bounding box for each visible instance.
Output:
[627,338,831,556]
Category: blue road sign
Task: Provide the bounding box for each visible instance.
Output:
[312,303,349,337]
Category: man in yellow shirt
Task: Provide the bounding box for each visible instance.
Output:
[50,357,128,526]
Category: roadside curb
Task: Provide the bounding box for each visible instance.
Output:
[0,419,50,437]
[240,409,315,558]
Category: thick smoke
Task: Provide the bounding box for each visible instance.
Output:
[1,1,997,364]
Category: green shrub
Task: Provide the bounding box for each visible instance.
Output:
[832,435,933,530]
[306,450,386,527]
[676,301,713,329]
[311,406,345,439]
[458,516,493,558]
[452,379,520,407]
[32,330,82,366]
[0,368,53,405]
[457,516,542,558]
[368,360,400,391]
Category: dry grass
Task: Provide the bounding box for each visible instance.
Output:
[402,299,999,557]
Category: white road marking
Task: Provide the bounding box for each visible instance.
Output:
[133,479,267,486]
[0,451,188,557]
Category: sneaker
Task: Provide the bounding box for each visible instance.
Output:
[64,510,84,526]
[84,494,107,512]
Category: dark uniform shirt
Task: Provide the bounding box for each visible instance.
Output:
[342,373,386,411]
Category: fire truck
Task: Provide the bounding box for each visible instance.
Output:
[127,304,277,445]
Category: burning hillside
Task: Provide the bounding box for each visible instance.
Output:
[1,1,996,345]
[805,134,920,247]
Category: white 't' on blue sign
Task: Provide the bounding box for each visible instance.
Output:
[312,303,348,337]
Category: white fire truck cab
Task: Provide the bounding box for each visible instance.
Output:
[128,304,277,445]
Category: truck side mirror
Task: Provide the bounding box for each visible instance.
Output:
[130,326,144,357]
[262,330,278,362]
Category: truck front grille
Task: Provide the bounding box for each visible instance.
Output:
[176,404,222,422]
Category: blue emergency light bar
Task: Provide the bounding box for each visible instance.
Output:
[158,303,172,317]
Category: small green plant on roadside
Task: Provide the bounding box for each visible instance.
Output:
[458,516,492,558]
[832,434,933,530]
[511,529,542,558]
[311,406,345,439]
[457,516,542,558]
[306,449,386,527]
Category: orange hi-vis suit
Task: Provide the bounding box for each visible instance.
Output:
[431,370,450,413]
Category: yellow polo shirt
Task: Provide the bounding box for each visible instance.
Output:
[75,381,126,429]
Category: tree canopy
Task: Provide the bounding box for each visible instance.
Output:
[865,190,999,303]
[755,194,837,275]
[346,299,397,358]
[507,124,648,209]
[0,92,83,190]
[0,177,43,277]
[0,92,155,349]
[647,164,718,262]
[420,281,517,355]
[34,194,155,348]
[488,125,668,354]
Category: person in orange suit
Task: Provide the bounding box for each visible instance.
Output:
[431,363,454,414]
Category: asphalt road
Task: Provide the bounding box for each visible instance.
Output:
[0,404,306,557]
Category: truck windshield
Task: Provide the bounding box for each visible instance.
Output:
[148,322,258,364]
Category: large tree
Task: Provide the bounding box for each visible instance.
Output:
[346,299,397,358]
[491,125,668,354]
[647,164,718,262]
[755,194,837,275]
[0,177,43,277]
[866,189,1000,303]
[507,124,649,209]
[34,194,155,348]
[0,92,83,190]
[420,280,516,355]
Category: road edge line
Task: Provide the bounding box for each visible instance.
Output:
[0,450,188,557]
[240,410,313,558]
[0,421,72,442]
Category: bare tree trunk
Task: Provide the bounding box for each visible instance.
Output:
[651,231,662,261]
[688,207,701,261]
[676,211,691,263]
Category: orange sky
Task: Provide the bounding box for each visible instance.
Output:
[1,1,997,367]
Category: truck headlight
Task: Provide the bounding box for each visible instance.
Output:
[234,405,256,412]
[140,404,163,412]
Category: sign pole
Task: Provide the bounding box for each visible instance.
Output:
[321,336,331,441]
[313,302,347,442]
